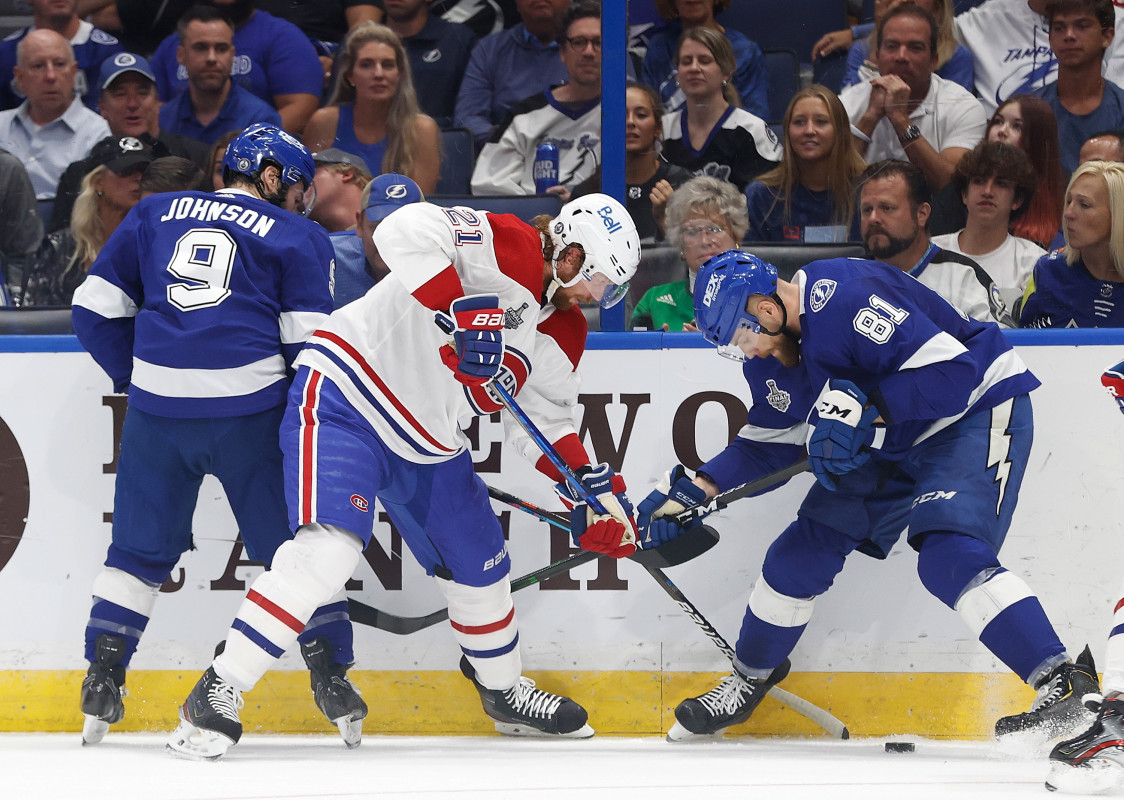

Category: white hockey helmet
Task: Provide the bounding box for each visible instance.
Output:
[550,193,640,308]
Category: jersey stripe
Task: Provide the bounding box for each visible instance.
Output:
[298,370,322,525]
[449,606,516,635]
[131,354,286,399]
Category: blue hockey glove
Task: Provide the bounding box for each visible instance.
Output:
[556,463,638,558]
[1103,361,1124,414]
[436,294,505,386]
[806,379,881,490]
[636,465,710,548]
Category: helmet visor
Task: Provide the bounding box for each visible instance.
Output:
[584,272,630,309]
[716,318,761,362]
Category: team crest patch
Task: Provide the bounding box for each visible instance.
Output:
[1102,284,1115,298]
[809,279,837,312]
[504,302,529,329]
[112,53,137,68]
[350,494,370,512]
[765,379,790,412]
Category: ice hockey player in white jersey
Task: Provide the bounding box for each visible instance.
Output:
[71,123,368,748]
[637,249,1097,741]
[166,192,643,759]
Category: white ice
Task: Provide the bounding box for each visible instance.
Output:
[3,732,1118,799]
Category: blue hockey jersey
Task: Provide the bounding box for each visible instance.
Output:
[1019,249,1124,328]
[72,188,334,418]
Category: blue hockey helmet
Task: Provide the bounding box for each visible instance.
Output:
[222,123,316,212]
[694,250,778,347]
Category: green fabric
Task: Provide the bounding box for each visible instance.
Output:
[632,279,695,331]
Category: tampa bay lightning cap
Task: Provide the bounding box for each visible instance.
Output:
[98,52,157,89]
[364,173,424,222]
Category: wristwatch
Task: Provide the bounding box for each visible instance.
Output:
[898,124,922,144]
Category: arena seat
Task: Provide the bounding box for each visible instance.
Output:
[718,0,849,69]
[0,307,74,334]
[428,194,563,223]
[436,128,475,195]
[763,49,800,124]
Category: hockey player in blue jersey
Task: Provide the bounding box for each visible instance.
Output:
[71,123,367,748]
[638,249,1098,741]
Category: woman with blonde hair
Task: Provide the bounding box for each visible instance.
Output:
[304,22,440,193]
[744,85,865,242]
[1020,160,1124,328]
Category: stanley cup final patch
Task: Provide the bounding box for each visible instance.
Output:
[764,379,791,413]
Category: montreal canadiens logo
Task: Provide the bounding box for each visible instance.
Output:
[350,494,369,512]
[809,279,837,313]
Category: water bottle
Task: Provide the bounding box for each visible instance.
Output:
[533,142,559,194]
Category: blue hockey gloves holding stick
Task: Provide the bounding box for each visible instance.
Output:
[435,294,505,386]
[637,465,710,547]
[556,463,638,558]
[806,379,881,489]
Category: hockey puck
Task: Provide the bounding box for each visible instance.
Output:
[885,741,915,753]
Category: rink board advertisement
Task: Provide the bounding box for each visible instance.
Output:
[0,331,1122,736]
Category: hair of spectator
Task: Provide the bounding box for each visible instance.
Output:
[990,95,1066,246]
[654,0,731,19]
[626,80,665,132]
[1062,160,1124,277]
[140,157,206,195]
[561,0,601,35]
[1044,0,1116,29]
[16,30,75,66]
[757,84,866,231]
[676,26,740,108]
[871,0,956,68]
[664,175,750,248]
[206,128,241,191]
[327,22,425,179]
[176,5,236,44]
[952,142,1037,222]
[319,161,374,193]
[857,159,931,215]
[1086,129,1124,156]
[876,2,939,58]
[69,165,112,275]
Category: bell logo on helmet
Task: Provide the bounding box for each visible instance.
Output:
[703,273,724,307]
[597,205,621,234]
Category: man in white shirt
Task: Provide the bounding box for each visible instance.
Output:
[0,29,109,199]
[842,3,986,192]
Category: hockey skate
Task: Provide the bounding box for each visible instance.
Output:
[300,637,368,749]
[1045,697,1124,794]
[166,666,244,760]
[668,659,791,742]
[995,646,1099,740]
[459,655,594,738]
[80,633,127,745]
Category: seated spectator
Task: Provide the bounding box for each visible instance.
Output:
[204,128,241,191]
[453,0,570,148]
[304,23,440,193]
[858,159,1013,325]
[156,7,281,146]
[149,1,322,134]
[0,0,124,111]
[50,52,210,234]
[310,147,373,232]
[632,175,747,331]
[472,1,602,196]
[660,26,781,192]
[139,155,206,198]
[571,82,691,243]
[0,148,43,304]
[931,142,1046,310]
[1021,159,1124,327]
[1080,128,1124,161]
[21,135,151,306]
[0,30,111,200]
[744,85,865,243]
[1034,0,1124,176]
[640,0,769,119]
[383,0,478,128]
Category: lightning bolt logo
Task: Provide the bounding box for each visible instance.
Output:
[986,399,1014,516]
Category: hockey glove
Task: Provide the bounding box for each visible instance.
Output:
[436,294,505,386]
[636,465,710,547]
[806,379,880,490]
[556,463,638,559]
[1103,361,1124,414]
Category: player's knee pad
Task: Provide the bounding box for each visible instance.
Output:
[268,523,364,606]
[747,575,816,629]
[91,567,161,617]
[761,516,848,598]
[916,532,1001,608]
[437,576,520,689]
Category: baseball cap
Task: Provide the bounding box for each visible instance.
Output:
[313,148,373,179]
[87,136,155,175]
[98,52,157,89]
[364,173,423,222]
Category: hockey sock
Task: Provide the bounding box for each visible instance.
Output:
[437,576,520,690]
[1103,580,1124,695]
[298,591,354,666]
[735,575,814,677]
[84,567,160,666]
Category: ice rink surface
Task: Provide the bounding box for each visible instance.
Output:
[2,732,1116,799]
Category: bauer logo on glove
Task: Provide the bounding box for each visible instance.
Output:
[435,294,506,386]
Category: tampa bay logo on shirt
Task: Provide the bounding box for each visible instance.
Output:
[809,279,837,313]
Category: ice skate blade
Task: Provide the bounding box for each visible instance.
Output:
[81,715,110,745]
[493,721,595,738]
[166,719,234,761]
[336,716,363,749]
[665,720,729,743]
[1045,759,1124,794]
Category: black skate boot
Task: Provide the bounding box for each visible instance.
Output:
[1045,697,1124,793]
[995,646,1099,740]
[166,666,244,760]
[459,655,594,738]
[668,659,791,741]
[80,633,127,745]
[300,637,367,749]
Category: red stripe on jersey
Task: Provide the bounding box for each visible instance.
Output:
[535,432,591,482]
[486,213,548,300]
[537,306,587,370]
[412,264,464,311]
[450,606,516,635]
[1116,597,1124,614]
[299,371,322,525]
[466,349,531,413]
[248,589,304,633]
[313,330,457,454]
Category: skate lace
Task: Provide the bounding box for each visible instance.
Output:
[1033,670,1069,712]
[504,677,563,719]
[207,679,245,723]
[697,674,752,717]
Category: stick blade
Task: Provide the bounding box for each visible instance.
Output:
[629,524,720,569]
